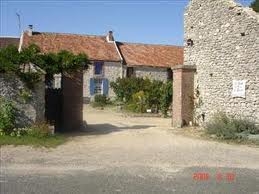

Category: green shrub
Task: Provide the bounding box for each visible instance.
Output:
[0,97,15,134]
[27,123,52,138]
[205,112,259,140]
[160,81,172,117]
[93,94,109,107]
[232,118,259,135]
[110,77,172,115]
[127,91,147,113]
[145,80,163,113]
[110,77,146,102]
[18,72,42,89]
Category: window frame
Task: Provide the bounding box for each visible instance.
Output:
[93,61,104,76]
[126,67,134,78]
[93,78,103,95]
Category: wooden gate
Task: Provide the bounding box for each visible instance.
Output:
[45,71,83,132]
[61,71,83,132]
[45,88,62,131]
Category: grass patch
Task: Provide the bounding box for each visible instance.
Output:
[0,134,67,148]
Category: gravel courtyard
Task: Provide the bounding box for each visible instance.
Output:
[1,105,259,193]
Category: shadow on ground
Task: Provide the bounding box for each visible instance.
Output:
[63,123,155,136]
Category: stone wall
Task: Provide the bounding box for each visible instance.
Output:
[133,66,168,82]
[83,61,122,101]
[0,73,45,127]
[185,0,259,124]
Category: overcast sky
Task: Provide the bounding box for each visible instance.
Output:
[0,0,254,45]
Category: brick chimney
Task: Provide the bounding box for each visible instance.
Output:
[106,31,114,42]
[27,25,33,36]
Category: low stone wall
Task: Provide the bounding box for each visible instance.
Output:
[0,73,45,127]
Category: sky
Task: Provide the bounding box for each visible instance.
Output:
[0,0,254,46]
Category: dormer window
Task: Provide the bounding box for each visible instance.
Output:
[94,61,103,75]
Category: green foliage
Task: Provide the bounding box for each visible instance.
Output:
[18,88,32,103]
[0,134,67,148]
[9,127,29,137]
[37,51,89,76]
[0,45,20,73]
[0,44,89,87]
[251,0,259,12]
[231,117,259,135]
[110,77,146,102]
[160,81,173,117]
[93,94,109,107]
[18,72,42,89]
[205,112,259,140]
[127,91,147,113]
[0,98,15,135]
[0,122,53,139]
[145,80,163,113]
[26,123,52,138]
[111,77,172,116]
[19,44,41,65]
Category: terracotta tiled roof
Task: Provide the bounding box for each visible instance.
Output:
[22,32,121,62]
[0,37,20,49]
[21,31,183,67]
[117,42,183,68]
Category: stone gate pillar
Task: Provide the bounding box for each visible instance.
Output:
[172,65,196,127]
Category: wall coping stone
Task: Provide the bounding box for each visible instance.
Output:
[171,65,197,71]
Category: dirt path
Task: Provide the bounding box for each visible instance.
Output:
[1,105,259,175]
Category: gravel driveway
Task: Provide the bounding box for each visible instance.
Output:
[1,105,259,193]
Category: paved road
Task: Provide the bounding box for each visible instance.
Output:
[1,167,259,194]
[1,106,259,194]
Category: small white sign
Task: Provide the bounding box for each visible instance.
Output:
[232,80,246,98]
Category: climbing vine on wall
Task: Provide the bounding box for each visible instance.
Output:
[0,44,89,88]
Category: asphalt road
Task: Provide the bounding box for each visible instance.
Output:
[1,167,259,194]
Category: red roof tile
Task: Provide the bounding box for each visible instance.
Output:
[22,32,121,62]
[117,42,183,68]
[21,31,183,67]
[0,37,20,49]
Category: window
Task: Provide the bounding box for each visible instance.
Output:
[167,68,173,80]
[94,79,103,94]
[94,62,103,75]
[126,67,134,78]
[90,78,109,96]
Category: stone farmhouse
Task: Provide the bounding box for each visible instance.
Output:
[19,28,183,102]
[172,0,259,127]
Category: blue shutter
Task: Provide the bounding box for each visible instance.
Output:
[103,79,109,96]
[90,78,95,95]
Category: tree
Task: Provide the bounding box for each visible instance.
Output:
[251,0,259,12]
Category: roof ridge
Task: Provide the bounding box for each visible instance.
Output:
[32,31,106,38]
[118,41,183,48]
[0,36,20,38]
